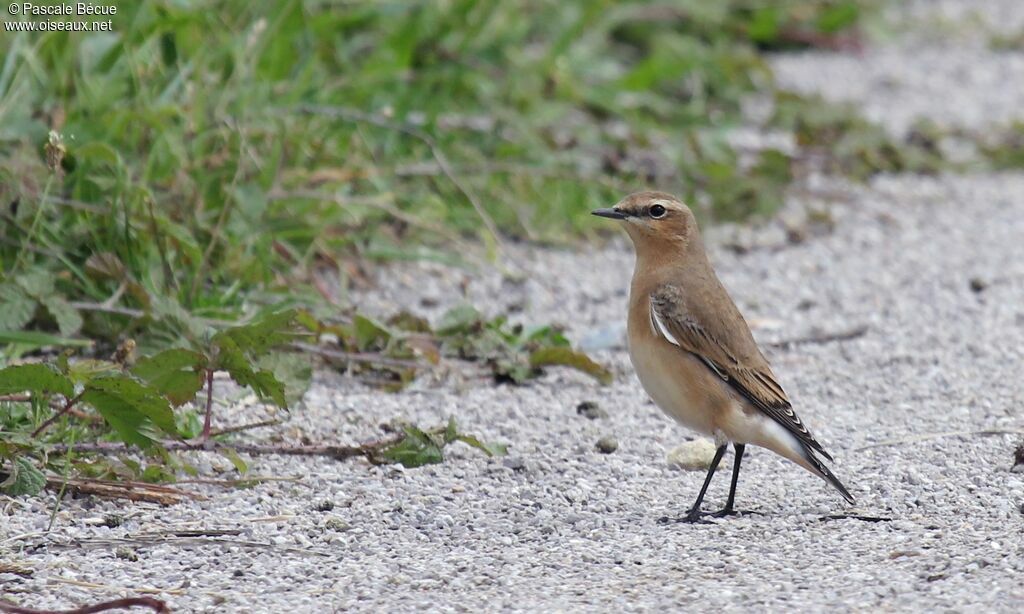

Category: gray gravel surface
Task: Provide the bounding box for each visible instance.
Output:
[5,4,1024,613]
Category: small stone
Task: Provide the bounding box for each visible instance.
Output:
[115,546,138,562]
[969,277,988,293]
[324,518,352,532]
[667,439,718,471]
[596,436,618,454]
[103,514,124,528]
[576,401,608,420]
[314,500,335,512]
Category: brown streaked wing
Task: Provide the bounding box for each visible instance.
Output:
[649,285,833,461]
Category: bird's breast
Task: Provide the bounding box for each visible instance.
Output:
[627,300,720,436]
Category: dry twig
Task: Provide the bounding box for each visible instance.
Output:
[0,597,169,614]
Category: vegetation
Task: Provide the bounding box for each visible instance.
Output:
[9,0,960,496]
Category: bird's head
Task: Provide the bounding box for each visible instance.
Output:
[592,191,698,251]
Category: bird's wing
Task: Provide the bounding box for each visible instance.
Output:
[649,284,833,461]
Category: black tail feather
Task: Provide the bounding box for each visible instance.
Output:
[803,446,855,504]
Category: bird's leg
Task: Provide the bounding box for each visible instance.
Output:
[711,443,745,517]
[677,444,727,523]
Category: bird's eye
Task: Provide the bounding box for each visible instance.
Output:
[649,204,666,219]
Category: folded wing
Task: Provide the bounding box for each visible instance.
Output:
[649,284,833,462]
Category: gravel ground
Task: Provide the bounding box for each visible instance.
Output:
[5,4,1024,613]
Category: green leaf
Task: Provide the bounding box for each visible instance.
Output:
[1,456,47,496]
[212,309,300,357]
[82,376,178,446]
[352,314,391,351]
[214,336,288,408]
[81,391,155,448]
[0,284,36,331]
[444,415,458,444]
[141,464,176,483]
[255,351,312,407]
[0,363,74,397]
[14,270,55,298]
[40,295,83,336]
[378,426,444,468]
[528,347,613,384]
[455,434,508,458]
[132,348,207,407]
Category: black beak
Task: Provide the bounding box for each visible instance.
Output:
[591,208,627,220]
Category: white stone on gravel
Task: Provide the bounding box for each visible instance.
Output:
[666,438,719,471]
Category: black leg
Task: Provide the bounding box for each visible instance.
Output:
[680,444,728,523]
[712,443,745,517]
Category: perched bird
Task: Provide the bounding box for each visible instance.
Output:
[593,191,854,522]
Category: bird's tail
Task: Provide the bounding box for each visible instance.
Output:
[801,446,855,504]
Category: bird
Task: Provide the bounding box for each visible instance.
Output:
[592,191,854,522]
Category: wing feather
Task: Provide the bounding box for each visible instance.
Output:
[649,286,832,461]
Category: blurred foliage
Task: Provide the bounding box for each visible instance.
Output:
[374,417,507,469]
[977,122,1024,169]
[0,0,868,355]
[773,92,950,179]
[297,302,610,389]
[0,310,307,495]
[989,29,1024,51]
[0,302,586,494]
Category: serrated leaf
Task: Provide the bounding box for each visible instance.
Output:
[213,309,300,357]
[81,390,157,449]
[0,284,36,331]
[82,376,178,445]
[378,426,444,468]
[255,351,311,407]
[41,295,83,336]
[455,434,508,457]
[214,336,288,408]
[528,347,613,384]
[0,363,74,397]
[15,270,55,298]
[132,349,207,407]
[1,457,47,496]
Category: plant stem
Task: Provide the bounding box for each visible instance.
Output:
[201,368,214,441]
[31,393,84,439]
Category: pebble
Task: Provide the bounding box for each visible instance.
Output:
[595,436,618,454]
[666,439,718,471]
